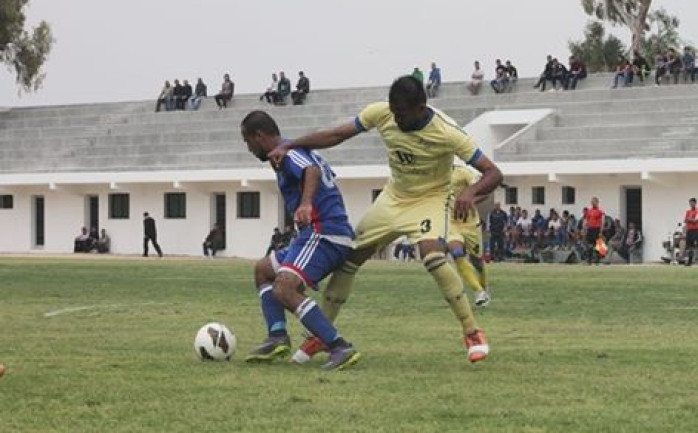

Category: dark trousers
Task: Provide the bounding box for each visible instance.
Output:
[214,93,232,108]
[144,236,163,257]
[203,242,217,257]
[586,228,601,264]
[686,230,698,265]
[489,231,505,261]
[292,91,307,105]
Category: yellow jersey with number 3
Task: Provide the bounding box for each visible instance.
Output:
[355,102,483,199]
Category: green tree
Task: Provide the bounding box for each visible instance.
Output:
[581,0,652,53]
[642,8,682,57]
[0,0,54,92]
[569,21,628,72]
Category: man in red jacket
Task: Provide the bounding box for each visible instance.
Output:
[685,198,698,266]
[584,197,605,264]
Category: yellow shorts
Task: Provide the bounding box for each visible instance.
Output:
[354,188,450,250]
[447,219,484,258]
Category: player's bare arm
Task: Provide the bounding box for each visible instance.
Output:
[268,122,359,168]
[294,166,321,226]
[455,156,502,220]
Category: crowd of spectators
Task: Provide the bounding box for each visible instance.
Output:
[74,226,110,253]
[612,46,696,88]
[486,199,642,265]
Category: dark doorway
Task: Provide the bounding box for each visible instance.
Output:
[214,193,226,250]
[88,195,99,232]
[33,196,45,247]
[624,187,642,229]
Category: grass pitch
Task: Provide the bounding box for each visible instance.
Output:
[0,257,697,433]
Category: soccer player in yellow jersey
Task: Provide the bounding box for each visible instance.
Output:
[269,76,503,363]
[448,165,492,307]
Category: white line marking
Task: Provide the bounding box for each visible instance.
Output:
[44,302,169,317]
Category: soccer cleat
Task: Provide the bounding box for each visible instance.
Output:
[321,343,362,371]
[245,335,291,363]
[474,289,491,307]
[290,336,329,364]
[464,329,489,363]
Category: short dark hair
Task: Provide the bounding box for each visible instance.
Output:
[690,198,697,203]
[241,110,280,136]
[388,76,426,107]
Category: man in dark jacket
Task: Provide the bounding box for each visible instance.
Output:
[276,71,291,105]
[203,223,224,257]
[143,212,163,257]
[189,78,207,110]
[292,71,310,105]
[488,202,508,261]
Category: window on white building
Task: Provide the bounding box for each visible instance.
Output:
[164,192,186,219]
[505,187,518,205]
[0,195,13,209]
[562,186,576,205]
[237,192,260,218]
[109,193,130,219]
[532,186,545,205]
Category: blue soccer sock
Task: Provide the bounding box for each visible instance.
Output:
[294,297,341,348]
[259,284,287,337]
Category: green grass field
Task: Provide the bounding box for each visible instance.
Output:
[0,257,697,433]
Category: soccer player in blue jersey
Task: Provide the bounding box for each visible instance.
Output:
[240,110,361,371]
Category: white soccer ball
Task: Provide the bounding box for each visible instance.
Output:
[194,322,236,361]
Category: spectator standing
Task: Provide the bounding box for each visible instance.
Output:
[467,61,485,95]
[214,73,235,109]
[155,80,174,112]
[203,223,224,257]
[655,50,668,85]
[276,71,291,105]
[632,51,651,85]
[426,62,441,98]
[411,67,424,84]
[584,197,604,265]
[143,212,163,258]
[180,79,193,110]
[682,46,695,83]
[260,73,279,104]
[516,209,533,247]
[666,48,682,84]
[684,198,698,266]
[292,71,311,105]
[189,78,207,110]
[488,202,508,261]
[566,56,587,90]
[97,228,111,253]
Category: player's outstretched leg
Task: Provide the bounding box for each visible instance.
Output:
[423,249,489,363]
[451,244,490,307]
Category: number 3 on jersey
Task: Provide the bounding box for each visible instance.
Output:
[420,219,432,233]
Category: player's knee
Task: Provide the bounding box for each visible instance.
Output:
[450,246,466,259]
[423,251,448,272]
[253,258,275,287]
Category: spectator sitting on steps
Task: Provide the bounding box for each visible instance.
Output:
[189,78,207,111]
[467,60,485,95]
[97,229,111,254]
[260,73,279,104]
[214,73,235,109]
[203,223,224,258]
[426,62,441,98]
[155,80,174,112]
[74,227,94,253]
[292,71,310,105]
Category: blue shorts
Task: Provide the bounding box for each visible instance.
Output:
[271,231,351,289]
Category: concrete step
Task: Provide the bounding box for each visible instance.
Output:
[557,110,698,127]
[496,137,698,161]
[537,123,698,141]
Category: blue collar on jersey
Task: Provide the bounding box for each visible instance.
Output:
[402,107,434,132]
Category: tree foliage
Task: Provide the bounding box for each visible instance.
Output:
[642,8,682,55]
[0,0,54,93]
[581,0,652,53]
[569,21,628,72]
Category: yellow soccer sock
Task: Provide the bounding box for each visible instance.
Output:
[424,252,477,335]
[455,257,485,292]
[320,261,360,322]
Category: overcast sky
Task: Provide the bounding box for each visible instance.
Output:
[1,0,697,107]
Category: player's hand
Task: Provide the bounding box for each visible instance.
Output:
[294,203,313,227]
[455,188,476,221]
[267,146,289,170]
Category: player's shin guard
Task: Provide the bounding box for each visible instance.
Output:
[424,252,477,335]
[259,283,286,336]
[321,261,359,322]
